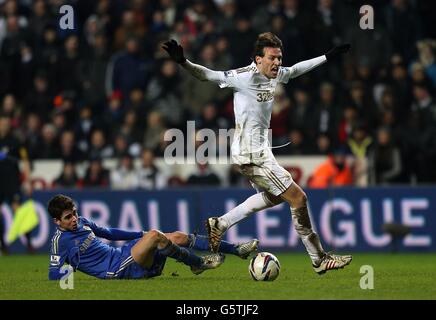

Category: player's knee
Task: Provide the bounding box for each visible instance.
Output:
[265,192,283,206]
[293,193,307,208]
[286,188,307,208]
[165,231,184,244]
[299,192,308,207]
[171,231,187,245]
[147,229,166,243]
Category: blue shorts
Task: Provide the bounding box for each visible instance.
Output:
[108,238,167,279]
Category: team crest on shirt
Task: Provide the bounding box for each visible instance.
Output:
[50,255,61,266]
[224,70,234,77]
[83,225,91,231]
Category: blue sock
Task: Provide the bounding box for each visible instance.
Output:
[159,241,202,267]
[189,234,238,255]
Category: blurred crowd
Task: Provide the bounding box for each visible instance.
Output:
[1,0,436,188]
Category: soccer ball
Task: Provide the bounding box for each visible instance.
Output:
[248,252,280,281]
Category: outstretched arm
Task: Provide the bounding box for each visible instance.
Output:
[81,217,144,241]
[181,60,224,82]
[286,55,327,79]
[162,39,224,83]
[92,227,144,241]
[284,44,351,80]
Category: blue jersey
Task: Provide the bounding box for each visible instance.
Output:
[48,217,143,280]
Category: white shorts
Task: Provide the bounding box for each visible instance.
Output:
[234,148,293,196]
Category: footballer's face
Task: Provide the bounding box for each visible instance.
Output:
[55,207,78,231]
[256,47,282,79]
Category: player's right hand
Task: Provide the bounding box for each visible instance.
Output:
[162,39,186,64]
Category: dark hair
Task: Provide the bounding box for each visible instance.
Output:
[252,32,283,62]
[48,194,75,220]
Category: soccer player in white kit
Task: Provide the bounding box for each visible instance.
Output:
[163,33,352,274]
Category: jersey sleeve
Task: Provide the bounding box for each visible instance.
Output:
[81,217,143,241]
[48,234,71,280]
[277,66,293,84]
[217,69,242,89]
[183,59,246,89]
[278,55,327,83]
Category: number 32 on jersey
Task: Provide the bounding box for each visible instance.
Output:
[256,91,274,102]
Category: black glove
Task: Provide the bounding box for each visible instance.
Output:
[162,39,186,64]
[325,44,351,60]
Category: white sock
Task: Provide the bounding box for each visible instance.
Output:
[290,206,325,265]
[301,232,325,266]
[219,192,276,230]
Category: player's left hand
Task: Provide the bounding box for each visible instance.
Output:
[325,44,351,60]
[162,39,186,64]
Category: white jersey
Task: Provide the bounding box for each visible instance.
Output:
[183,56,326,164]
[217,63,291,163]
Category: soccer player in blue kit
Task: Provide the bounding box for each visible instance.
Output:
[48,194,258,280]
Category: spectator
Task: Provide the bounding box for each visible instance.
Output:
[313,133,332,155]
[346,124,373,186]
[146,59,184,127]
[308,148,354,188]
[102,90,124,129]
[117,108,144,147]
[128,87,148,121]
[270,84,291,146]
[78,32,110,109]
[1,94,22,130]
[186,162,221,187]
[58,130,84,162]
[88,128,113,159]
[52,161,79,188]
[277,128,312,155]
[409,62,433,89]
[368,127,402,185]
[181,43,229,117]
[337,105,358,145]
[311,82,340,142]
[137,149,167,190]
[410,84,436,128]
[56,35,81,93]
[346,80,377,129]
[110,153,139,190]
[113,10,146,51]
[197,102,229,133]
[37,123,60,159]
[24,73,53,122]
[22,113,43,160]
[28,0,51,40]
[415,39,436,87]
[74,105,96,154]
[384,0,422,62]
[109,36,149,100]
[143,111,167,153]
[82,156,110,188]
[289,88,314,134]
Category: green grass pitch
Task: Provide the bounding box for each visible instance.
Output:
[1,253,436,300]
